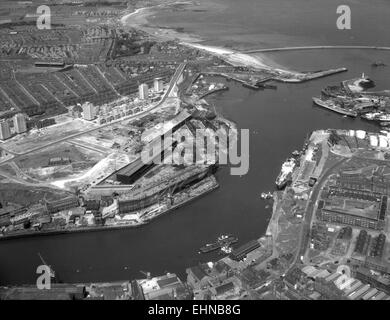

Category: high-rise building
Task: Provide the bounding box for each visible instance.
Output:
[13,113,27,134]
[82,102,96,121]
[139,83,149,100]
[153,78,164,92]
[0,120,11,140]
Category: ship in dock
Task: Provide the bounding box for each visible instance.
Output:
[199,234,238,254]
[312,97,358,117]
[275,157,296,189]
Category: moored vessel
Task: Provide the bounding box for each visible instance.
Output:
[275,157,296,189]
[312,97,358,117]
[199,234,238,253]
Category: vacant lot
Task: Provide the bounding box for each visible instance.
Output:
[0,182,72,206]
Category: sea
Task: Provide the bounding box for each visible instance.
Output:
[0,0,390,285]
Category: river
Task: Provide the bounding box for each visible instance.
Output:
[0,0,389,285]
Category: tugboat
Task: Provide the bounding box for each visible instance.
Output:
[260,192,273,200]
[220,245,233,255]
[292,150,301,157]
[199,234,238,254]
[275,158,296,189]
[372,61,386,68]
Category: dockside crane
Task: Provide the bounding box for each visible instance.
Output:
[38,252,58,283]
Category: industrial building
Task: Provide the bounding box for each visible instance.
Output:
[302,265,390,300]
[355,267,390,294]
[45,197,80,214]
[136,273,192,300]
[230,240,261,261]
[318,186,387,230]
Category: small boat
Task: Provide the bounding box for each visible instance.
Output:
[372,61,386,67]
[260,192,273,200]
[220,245,233,254]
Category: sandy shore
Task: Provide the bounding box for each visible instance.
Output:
[181,42,274,70]
[119,3,289,72]
[121,2,203,43]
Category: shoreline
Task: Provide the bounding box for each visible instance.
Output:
[119,4,287,72]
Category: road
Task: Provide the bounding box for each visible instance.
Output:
[0,63,186,165]
[289,156,348,269]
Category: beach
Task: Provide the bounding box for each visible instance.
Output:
[120,2,288,71]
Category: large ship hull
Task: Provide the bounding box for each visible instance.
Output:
[275,158,296,190]
[312,97,358,117]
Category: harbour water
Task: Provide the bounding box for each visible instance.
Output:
[1,0,390,285]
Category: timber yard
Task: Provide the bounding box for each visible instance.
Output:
[1,0,390,302]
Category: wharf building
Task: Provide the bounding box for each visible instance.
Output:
[230,240,261,261]
[45,196,80,214]
[0,120,11,140]
[133,273,192,300]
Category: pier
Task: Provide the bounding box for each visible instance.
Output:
[243,45,390,54]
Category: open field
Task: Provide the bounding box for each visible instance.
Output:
[0,182,71,206]
[1,118,98,154]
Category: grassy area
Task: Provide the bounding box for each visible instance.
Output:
[16,142,99,170]
[0,183,72,206]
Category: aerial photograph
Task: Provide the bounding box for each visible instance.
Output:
[0,0,390,305]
